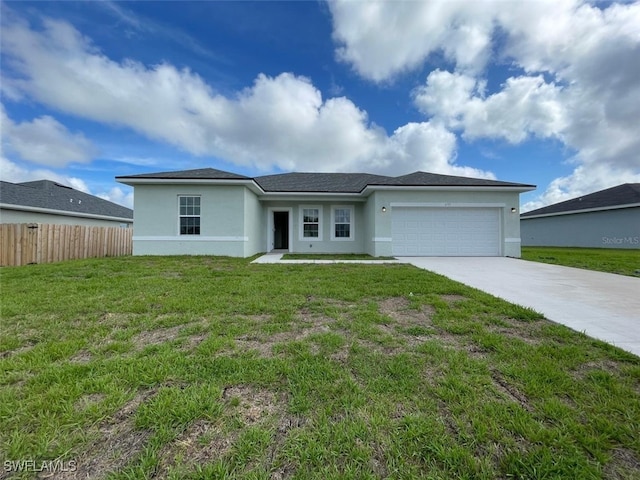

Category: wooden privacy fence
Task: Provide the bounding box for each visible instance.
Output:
[0,223,133,266]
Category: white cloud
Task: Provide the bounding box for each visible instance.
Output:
[414,70,568,144]
[96,186,134,209]
[0,156,90,192]
[0,12,491,179]
[330,0,640,207]
[1,106,96,167]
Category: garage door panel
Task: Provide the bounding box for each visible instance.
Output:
[392,207,500,256]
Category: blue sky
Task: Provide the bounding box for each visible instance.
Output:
[2,0,639,211]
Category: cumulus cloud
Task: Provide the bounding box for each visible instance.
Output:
[1,106,96,167]
[330,0,640,206]
[0,156,90,193]
[96,186,134,209]
[0,12,491,179]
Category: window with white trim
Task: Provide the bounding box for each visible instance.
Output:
[179,196,201,235]
[332,206,354,240]
[300,206,322,239]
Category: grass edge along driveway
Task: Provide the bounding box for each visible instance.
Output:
[1,256,639,479]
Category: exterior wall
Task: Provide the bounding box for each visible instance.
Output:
[261,201,366,254]
[521,207,640,249]
[0,208,132,228]
[132,184,247,256]
[368,189,523,257]
[243,189,264,257]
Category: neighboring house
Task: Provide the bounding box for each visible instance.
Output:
[0,180,133,227]
[521,183,640,249]
[116,168,534,258]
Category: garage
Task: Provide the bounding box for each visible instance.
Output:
[391,207,501,256]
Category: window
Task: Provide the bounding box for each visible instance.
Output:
[332,206,354,240]
[179,196,201,235]
[303,208,319,238]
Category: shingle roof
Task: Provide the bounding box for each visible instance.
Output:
[369,171,532,188]
[119,167,533,193]
[117,168,250,180]
[254,173,391,193]
[521,183,640,217]
[1,180,133,220]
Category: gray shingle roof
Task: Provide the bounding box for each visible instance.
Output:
[521,183,640,217]
[1,180,133,220]
[120,168,533,193]
[117,168,250,180]
[254,173,391,193]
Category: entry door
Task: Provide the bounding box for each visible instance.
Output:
[273,211,289,250]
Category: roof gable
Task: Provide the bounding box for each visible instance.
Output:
[522,183,640,217]
[1,180,133,220]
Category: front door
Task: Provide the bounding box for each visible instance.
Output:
[273,211,289,250]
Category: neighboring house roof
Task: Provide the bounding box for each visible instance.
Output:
[521,183,640,218]
[0,180,133,221]
[117,168,534,194]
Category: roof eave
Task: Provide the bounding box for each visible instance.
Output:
[363,185,536,194]
[0,203,133,223]
[116,177,265,194]
[521,202,640,219]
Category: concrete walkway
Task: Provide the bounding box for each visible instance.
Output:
[406,257,640,357]
[251,253,404,264]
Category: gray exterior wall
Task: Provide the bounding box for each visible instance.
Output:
[0,208,132,227]
[521,207,640,249]
[130,184,525,258]
[132,184,249,256]
[261,201,366,254]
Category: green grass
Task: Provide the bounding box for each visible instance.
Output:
[281,253,395,260]
[1,256,639,479]
[522,247,640,276]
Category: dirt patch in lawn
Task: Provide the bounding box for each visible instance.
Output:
[130,325,186,351]
[155,384,298,479]
[603,447,640,480]
[57,388,156,479]
[230,321,334,358]
[379,297,435,327]
[74,392,107,411]
[490,370,533,412]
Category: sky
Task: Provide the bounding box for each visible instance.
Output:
[1,0,639,212]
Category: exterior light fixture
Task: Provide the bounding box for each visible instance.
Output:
[382,206,387,212]
[511,207,517,213]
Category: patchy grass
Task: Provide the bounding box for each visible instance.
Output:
[1,256,639,479]
[281,253,395,260]
[521,247,640,276]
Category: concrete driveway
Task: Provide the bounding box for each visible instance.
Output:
[406,257,640,357]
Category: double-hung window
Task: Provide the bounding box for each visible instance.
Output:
[179,196,201,235]
[332,206,353,240]
[301,206,322,239]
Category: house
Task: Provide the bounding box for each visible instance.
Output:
[116,168,535,258]
[0,180,133,227]
[521,183,640,249]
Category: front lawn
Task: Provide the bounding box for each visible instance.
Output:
[1,256,639,479]
[521,247,640,276]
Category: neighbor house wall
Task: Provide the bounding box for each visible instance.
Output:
[370,189,523,257]
[0,208,132,228]
[132,184,247,256]
[521,207,640,249]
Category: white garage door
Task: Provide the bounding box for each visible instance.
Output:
[392,207,501,256]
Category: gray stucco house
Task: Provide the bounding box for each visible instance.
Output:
[0,180,133,227]
[116,168,534,258]
[521,183,640,249]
